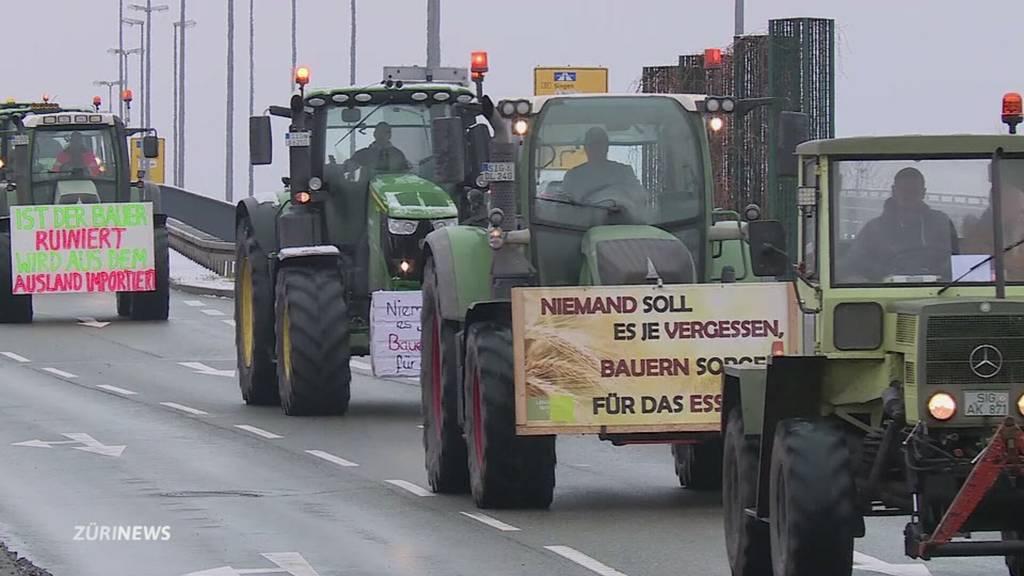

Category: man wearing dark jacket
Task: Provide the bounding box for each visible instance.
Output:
[842,167,959,282]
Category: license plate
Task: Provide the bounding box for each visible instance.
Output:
[963,391,1009,417]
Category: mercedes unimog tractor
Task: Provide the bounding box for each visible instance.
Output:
[720,92,1024,576]
[417,54,810,508]
[0,101,167,323]
[238,62,488,415]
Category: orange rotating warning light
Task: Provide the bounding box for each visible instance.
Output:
[704,48,723,69]
[121,89,134,103]
[1003,92,1022,133]
[93,95,102,108]
[295,66,311,87]
[471,51,489,74]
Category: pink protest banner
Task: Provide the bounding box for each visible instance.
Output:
[10,203,155,294]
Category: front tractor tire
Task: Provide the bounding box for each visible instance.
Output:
[274,262,351,416]
[129,225,170,321]
[235,219,278,405]
[420,258,469,493]
[769,418,856,576]
[672,439,723,490]
[464,322,556,509]
[0,232,32,324]
[723,409,770,576]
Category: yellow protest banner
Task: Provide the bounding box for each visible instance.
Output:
[511,283,796,434]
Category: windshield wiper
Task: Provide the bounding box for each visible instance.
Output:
[937,235,1024,295]
[333,102,388,148]
[538,195,620,212]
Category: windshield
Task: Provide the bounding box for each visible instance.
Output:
[531,96,705,229]
[31,128,115,181]
[324,104,447,178]
[832,157,1024,285]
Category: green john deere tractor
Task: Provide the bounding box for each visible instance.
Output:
[0,104,166,323]
[237,64,487,415]
[721,99,1024,575]
[418,91,808,507]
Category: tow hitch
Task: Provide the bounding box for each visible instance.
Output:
[907,417,1024,559]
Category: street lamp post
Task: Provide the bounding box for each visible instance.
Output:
[174,2,195,186]
[226,0,234,202]
[122,17,145,124]
[130,1,169,129]
[107,47,142,124]
[93,80,122,113]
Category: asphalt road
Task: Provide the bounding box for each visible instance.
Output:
[0,290,1008,576]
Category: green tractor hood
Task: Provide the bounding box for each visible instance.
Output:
[369,173,456,220]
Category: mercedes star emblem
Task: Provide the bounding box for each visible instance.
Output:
[969,344,1003,379]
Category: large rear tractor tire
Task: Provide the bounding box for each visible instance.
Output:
[274,262,351,416]
[0,232,32,324]
[129,225,170,320]
[673,438,723,490]
[420,258,469,493]
[723,409,771,576]
[769,418,856,576]
[464,322,555,509]
[1003,531,1024,576]
[235,219,278,405]
[116,292,132,317]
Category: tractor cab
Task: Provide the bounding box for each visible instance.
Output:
[7,111,158,208]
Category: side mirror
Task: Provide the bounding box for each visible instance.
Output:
[747,219,789,277]
[466,123,490,182]
[432,117,466,183]
[249,116,272,165]
[142,135,160,159]
[341,107,362,123]
[776,111,809,178]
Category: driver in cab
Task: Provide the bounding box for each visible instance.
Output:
[51,131,101,177]
[343,122,409,174]
[843,167,959,282]
[563,127,642,204]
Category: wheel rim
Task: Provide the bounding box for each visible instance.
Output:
[240,258,254,369]
[282,301,293,383]
[473,370,484,469]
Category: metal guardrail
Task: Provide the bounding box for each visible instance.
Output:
[158,184,236,242]
[167,218,235,278]
[158,184,236,277]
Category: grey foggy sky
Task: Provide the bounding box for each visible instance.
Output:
[2,1,1022,200]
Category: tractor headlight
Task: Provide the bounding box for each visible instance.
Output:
[387,218,419,235]
[927,392,957,421]
[432,218,458,230]
[1017,393,1024,416]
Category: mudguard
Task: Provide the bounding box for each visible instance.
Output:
[422,225,493,322]
[236,196,280,256]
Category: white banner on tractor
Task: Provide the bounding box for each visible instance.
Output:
[9,203,155,294]
[369,290,423,378]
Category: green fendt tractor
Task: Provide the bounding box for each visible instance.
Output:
[238,63,486,415]
[721,94,1024,575]
[417,82,809,508]
[0,103,166,323]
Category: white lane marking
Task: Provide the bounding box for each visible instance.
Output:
[1,352,30,363]
[179,361,236,377]
[200,308,227,317]
[222,319,236,327]
[13,433,125,458]
[385,479,434,497]
[96,384,138,396]
[183,300,205,307]
[183,552,321,576]
[235,424,282,439]
[77,317,110,328]
[459,511,521,532]
[306,449,359,467]
[160,402,209,416]
[545,546,629,576]
[350,360,372,371]
[41,367,77,379]
[853,552,931,576]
